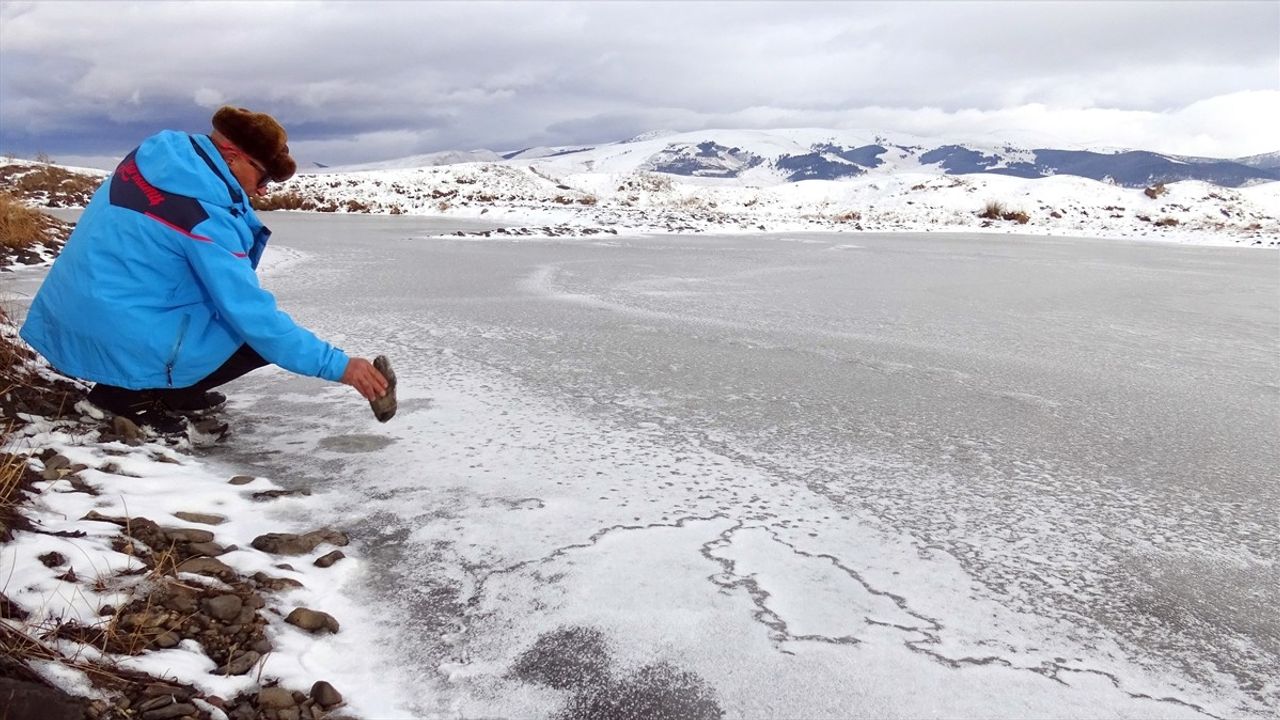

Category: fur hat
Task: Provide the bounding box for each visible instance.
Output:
[211,106,297,183]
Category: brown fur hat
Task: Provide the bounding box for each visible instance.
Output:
[211,106,297,182]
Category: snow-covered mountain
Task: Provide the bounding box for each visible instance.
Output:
[6,129,1277,247]
[321,129,1279,189]
[258,129,1277,246]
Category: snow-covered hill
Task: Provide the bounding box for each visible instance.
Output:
[272,129,1278,246]
[8,129,1279,247]
[311,129,1278,188]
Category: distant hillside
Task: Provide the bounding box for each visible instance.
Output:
[7,137,1277,248]
[318,129,1279,189]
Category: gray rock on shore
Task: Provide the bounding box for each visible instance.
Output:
[251,529,348,556]
[284,608,339,634]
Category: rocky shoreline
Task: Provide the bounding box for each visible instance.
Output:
[1,334,373,719]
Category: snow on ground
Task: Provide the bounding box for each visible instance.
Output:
[271,158,1277,247]
[2,413,417,717]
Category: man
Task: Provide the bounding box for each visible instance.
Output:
[20,106,388,435]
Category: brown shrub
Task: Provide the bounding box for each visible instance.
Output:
[833,211,861,223]
[0,162,101,207]
[978,200,1029,223]
[0,194,46,250]
[0,192,73,268]
[1144,183,1167,199]
[978,200,1006,220]
[1153,217,1180,227]
[251,191,316,212]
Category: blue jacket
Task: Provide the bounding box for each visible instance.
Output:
[20,131,349,389]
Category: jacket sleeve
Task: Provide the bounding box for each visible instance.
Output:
[179,213,350,382]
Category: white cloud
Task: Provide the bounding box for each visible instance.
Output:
[1,1,1275,164]
[193,88,224,108]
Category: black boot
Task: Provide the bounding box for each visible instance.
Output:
[85,385,190,436]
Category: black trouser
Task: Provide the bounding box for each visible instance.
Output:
[90,345,269,410]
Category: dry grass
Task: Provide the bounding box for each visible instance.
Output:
[978,200,1030,224]
[0,162,101,207]
[0,192,54,249]
[251,190,317,212]
[979,200,1007,220]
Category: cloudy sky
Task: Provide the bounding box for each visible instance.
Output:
[1,0,1276,169]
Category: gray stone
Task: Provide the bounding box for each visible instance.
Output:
[137,695,174,712]
[141,682,189,699]
[313,550,346,568]
[202,594,243,622]
[112,415,144,440]
[285,607,339,634]
[251,529,348,556]
[163,527,215,544]
[39,551,66,567]
[186,541,227,557]
[80,510,126,525]
[257,687,297,709]
[153,631,180,649]
[251,488,312,501]
[309,681,343,708]
[175,556,235,580]
[219,650,261,676]
[252,572,305,592]
[43,454,71,471]
[228,475,255,485]
[172,511,227,525]
[278,708,301,720]
[250,636,273,654]
[142,703,198,720]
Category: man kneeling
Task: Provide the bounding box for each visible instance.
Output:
[20,106,387,436]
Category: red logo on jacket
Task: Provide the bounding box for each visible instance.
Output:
[117,159,165,207]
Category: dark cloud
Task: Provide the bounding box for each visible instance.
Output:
[2,1,1276,167]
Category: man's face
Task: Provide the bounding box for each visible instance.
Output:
[217,141,272,198]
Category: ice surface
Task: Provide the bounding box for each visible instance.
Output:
[190,214,1278,718]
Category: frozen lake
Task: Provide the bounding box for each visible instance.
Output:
[194,214,1276,718]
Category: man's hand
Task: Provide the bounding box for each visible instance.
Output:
[341,357,390,401]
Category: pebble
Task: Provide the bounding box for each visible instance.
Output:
[141,702,198,720]
[310,681,342,708]
[251,529,348,555]
[257,687,297,709]
[252,572,305,592]
[43,454,71,472]
[153,631,180,649]
[202,594,243,622]
[186,541,227,557]
[175,556,235,580]
[137,696,173,712]
[163,527,215,544]
[251,488,312,501]
[219,650,261,676]
[313,550,345,568]
[279,708,302,720]
[173,511,227,525]
[112,415,144,440]
[285,608,339,634]
[228,475,255,485]
[39,551,66,567]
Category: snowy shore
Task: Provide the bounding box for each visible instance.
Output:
[1,247,410,719]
